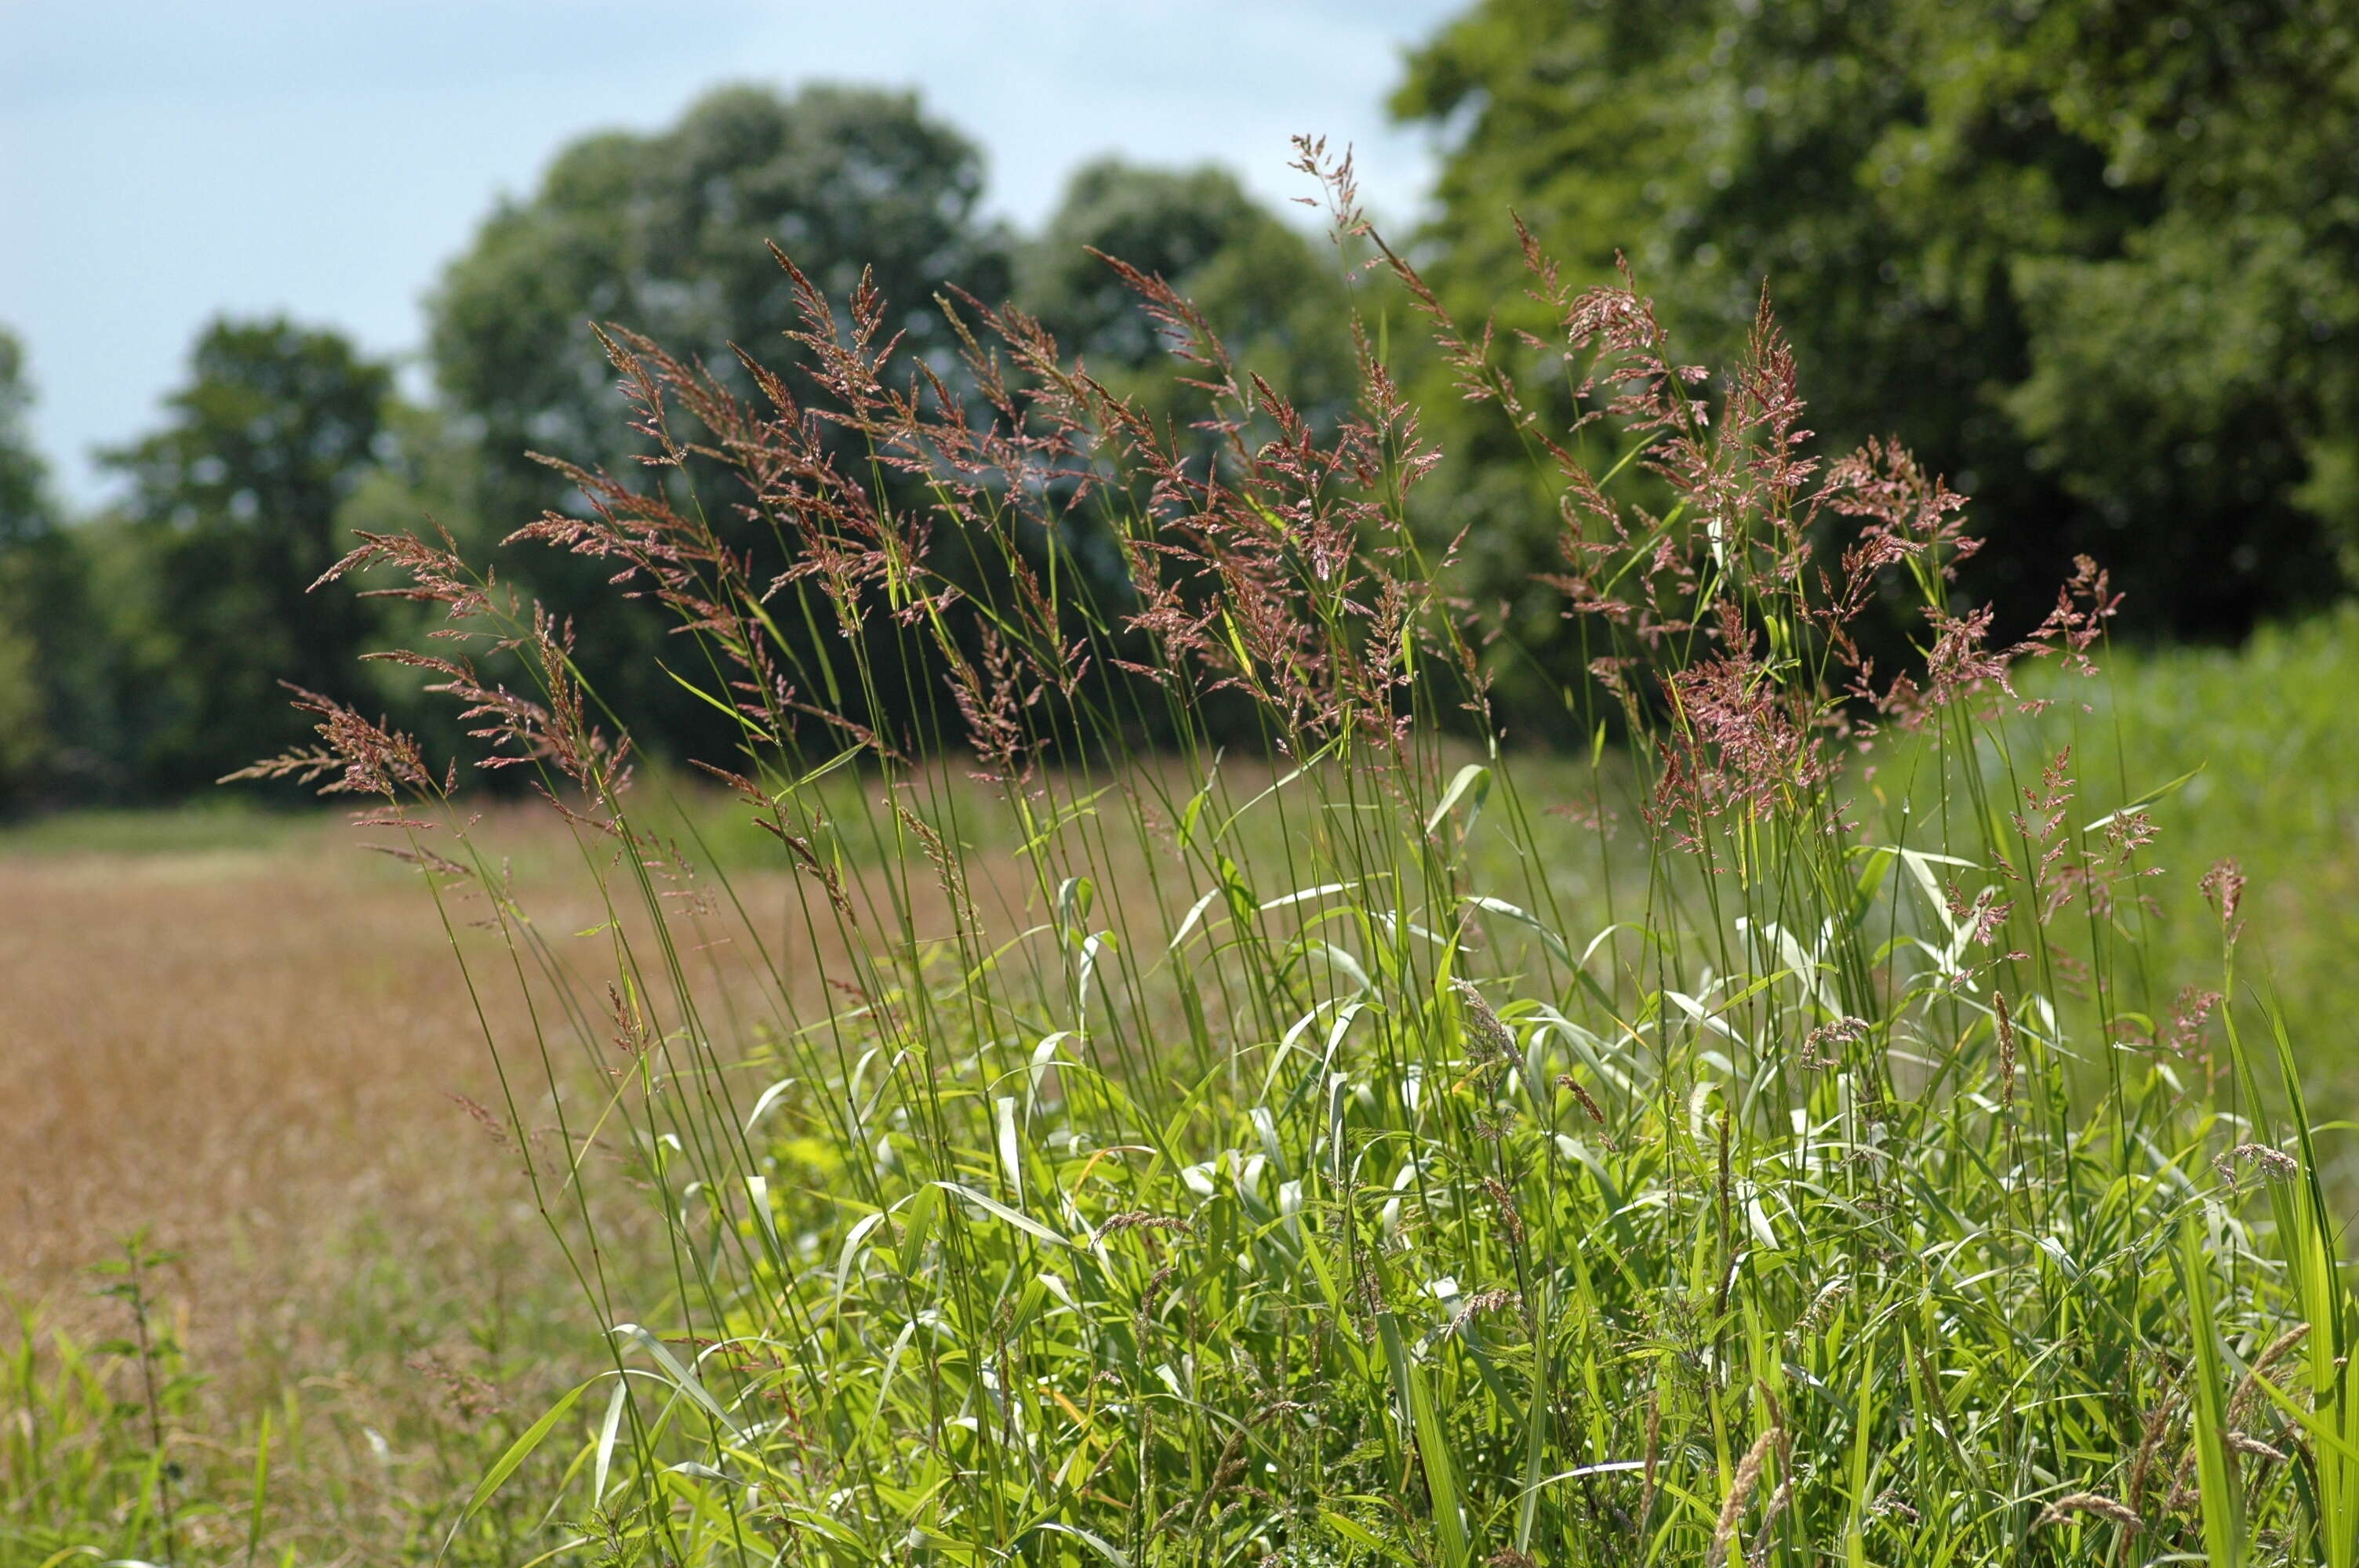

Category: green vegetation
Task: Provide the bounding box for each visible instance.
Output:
[8,9,2359,1564]
[1018,158,1358,427]
[430,80,1013,524]
[0,328,93,808]
[0,319,420,804]
[5,1235,589,1566]
[151,165,2357,1560]
[99,319,402,793]
[1395,0,2359,645]
[0,88,1365,798]
[0,797,314,858]
[2006,607,2359,1099]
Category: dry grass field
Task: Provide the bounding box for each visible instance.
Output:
[8,822,505,1308]
[0,812,580,1350]
[0,783,1085,1272]
[0,806,685,1556]
[0,786,1030,1559]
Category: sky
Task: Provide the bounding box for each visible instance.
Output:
[1,0,1464,504]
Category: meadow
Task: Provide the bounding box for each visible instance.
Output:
[9,206,2359,1565]
[7,608,2355,1564]
[1,807,623,1560]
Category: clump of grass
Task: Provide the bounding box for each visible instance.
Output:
[261,147,2359,1564]
[4,1240,602,1565]
[3,1237,205,1564]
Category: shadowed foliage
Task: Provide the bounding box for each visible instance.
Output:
[97,317,395,793]
[1392,0,2359,652]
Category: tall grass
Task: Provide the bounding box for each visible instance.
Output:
[2004,606,2359,1105]
[250,150,2359,1564]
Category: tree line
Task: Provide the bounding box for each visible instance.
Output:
[2,1,2352,807]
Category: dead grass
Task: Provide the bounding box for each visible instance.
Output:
[0,810,616,1556]
[0,780,1056,1378]
[0,796,841,1557]
[1,818,534,1341]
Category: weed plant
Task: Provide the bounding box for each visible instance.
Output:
[251,148,2359,1565]
[4,1269,583,1566]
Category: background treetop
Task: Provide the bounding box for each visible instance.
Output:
[10,15,2359,804]
[1018,158,1354,409]
[94,319,397,796]
[1393,0,2359,639]
[428,81,1014,510]
[0,332,56,550]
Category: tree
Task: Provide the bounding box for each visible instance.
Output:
[0,332,141,808]
[433,83,1010,495]
[1016,158,1357,424]
[100,318,394,792]
[1392,0,2359,642]
[1005,159,1366,664]
[427,82,1016,755]
[430,82,1013,496]
[0,330,50,551]
[0,328,59,798]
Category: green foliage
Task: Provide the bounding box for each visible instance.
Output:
[2001,605,2359,1103]
[1393,0,2359,642]
[431,81,1010,495]
[1018,158,1357,423]
[98,317,397,793]
[5,1241,204,1563]
[2,1242,604,1567]
[16,22,2359,808]
[426,83,1015,757]
[0,329,68,802]
[265,182,2359,1562]
[0,330,50,552]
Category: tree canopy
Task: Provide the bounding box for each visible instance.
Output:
[99,318,394,792]
[423,93,1359,760]
[424,83,1019,754]
[1016,158,1356,423]
[0,330,60,797]
[431,82,1012,516]
[1393,0,2359,639]
[0,330,52,550]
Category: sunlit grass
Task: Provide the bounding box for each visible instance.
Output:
[239,186,2359,1563]
[16,178,2359,1564]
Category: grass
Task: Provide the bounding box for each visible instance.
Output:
[0,808,656,1563]
[13,164,2359,1565]
[2007,608,2359,1104]
[0,800,323,858]
[9,598,2352,1563]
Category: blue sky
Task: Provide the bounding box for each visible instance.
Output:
[2,0,1463,503]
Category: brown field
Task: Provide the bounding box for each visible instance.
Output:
[0,799,823,1555]
[0,816,586,1391]
[0,786,1032,1386]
